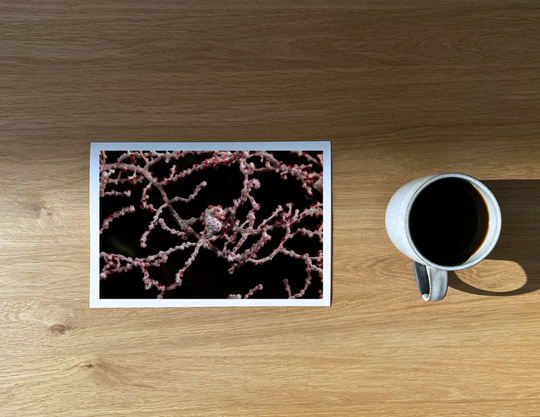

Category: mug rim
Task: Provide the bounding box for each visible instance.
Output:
[404,173,502,271]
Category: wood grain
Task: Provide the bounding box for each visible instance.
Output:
[1,1,540,415]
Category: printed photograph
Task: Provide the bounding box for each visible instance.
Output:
[91,142,331,307]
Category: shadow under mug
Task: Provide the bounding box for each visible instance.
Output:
[385,173,502,301]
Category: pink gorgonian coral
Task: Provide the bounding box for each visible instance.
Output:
[98,149,325,301]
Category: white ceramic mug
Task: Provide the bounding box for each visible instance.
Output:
[385,173,502,301]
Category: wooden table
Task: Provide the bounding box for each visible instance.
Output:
[2,1,540,415]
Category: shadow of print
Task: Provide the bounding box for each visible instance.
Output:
[448,180,540,296]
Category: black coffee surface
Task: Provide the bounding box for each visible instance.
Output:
[409,178,489,266]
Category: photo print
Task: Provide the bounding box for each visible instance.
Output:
[90,142,331,307]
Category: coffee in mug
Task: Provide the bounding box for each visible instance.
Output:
[409,178,489,266]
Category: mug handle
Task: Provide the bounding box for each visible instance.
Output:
[413,261,448,301]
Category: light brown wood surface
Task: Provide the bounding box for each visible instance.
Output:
[1,1,540,416]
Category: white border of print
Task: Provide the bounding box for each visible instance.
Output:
[90,141,331,308]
